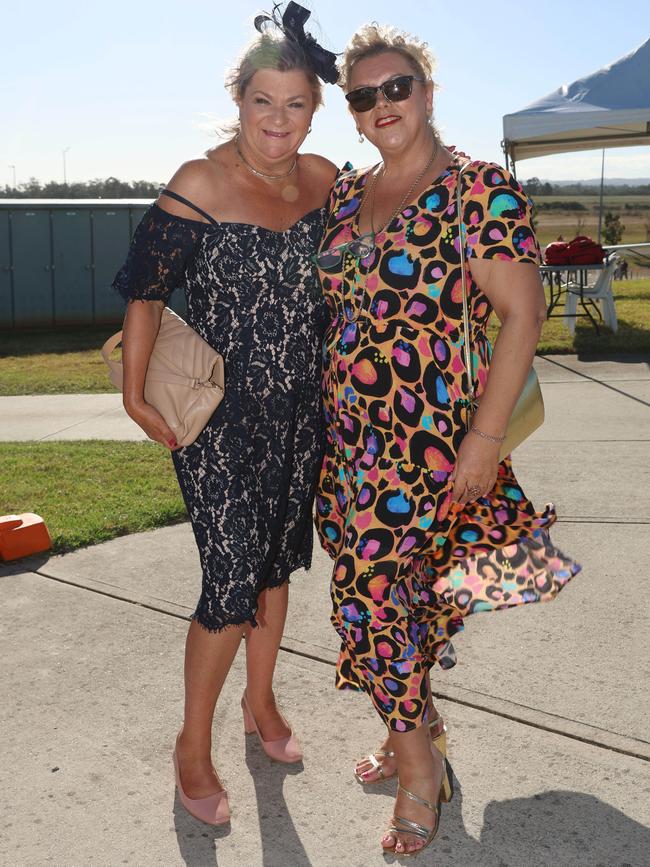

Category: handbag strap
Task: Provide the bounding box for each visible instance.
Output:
[456,161,475,415]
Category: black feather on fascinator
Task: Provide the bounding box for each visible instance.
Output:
[254,2,339,84]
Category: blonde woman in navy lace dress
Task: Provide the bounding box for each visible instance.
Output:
[113,10,338,825]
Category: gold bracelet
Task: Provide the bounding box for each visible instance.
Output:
[470,424,506,444]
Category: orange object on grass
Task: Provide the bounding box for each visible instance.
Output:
[0,513,52,561]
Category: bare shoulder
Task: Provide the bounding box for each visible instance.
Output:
[157,148,227,221]
[300,152,338,192]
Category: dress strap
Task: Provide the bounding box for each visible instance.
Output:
[159,188,218,226]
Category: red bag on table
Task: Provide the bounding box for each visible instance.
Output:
[544,236,605,266]
[544,241,570,264]
[565,236,605,265]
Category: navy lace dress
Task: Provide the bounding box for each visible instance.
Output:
[113,196,328,631]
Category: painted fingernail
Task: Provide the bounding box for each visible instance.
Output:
[168,438,178,448]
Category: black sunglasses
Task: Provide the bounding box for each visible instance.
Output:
[312,232,375,270]
[345,74,424,113]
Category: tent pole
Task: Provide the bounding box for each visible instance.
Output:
[597,148,605,242]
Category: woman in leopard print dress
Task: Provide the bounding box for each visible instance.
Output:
[314,24,580,856]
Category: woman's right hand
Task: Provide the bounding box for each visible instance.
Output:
[124,399,179,450]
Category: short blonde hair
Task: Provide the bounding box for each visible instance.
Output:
[339,23,436,93]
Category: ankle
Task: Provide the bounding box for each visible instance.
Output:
[244,689,276,711]
[177,727,212,759]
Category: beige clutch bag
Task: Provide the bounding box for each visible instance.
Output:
[456,162,544,460]
[101,307,225,447]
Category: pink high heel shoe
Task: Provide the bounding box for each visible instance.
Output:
[172,743,230,825]
[241,692,303,763]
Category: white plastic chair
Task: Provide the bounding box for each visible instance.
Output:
[563,259,618,335]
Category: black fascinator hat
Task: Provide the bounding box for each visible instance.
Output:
[254,2,339,84]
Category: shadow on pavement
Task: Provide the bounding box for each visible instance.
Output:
[245,735,310,867]
[369,769,649,867]
[0,552,52,576]
[479,788,650,867]
[173,790,231,866]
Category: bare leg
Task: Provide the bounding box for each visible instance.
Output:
[355,687,444,783]
[243,583,292,741]
[381,724,444,855]
[175,619,243,799]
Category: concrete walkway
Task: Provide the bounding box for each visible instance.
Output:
[1,354,649,866]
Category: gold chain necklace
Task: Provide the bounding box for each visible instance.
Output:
[344,141,439,324]
[366,139,439,234]
[235,136,298,181]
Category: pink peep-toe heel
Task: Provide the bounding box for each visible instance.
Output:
[241,692,303,763]
[172,745,230,825]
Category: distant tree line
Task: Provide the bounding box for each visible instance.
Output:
[523,177,650,197]
[535,201,588,211]
[2,175,648,200]
[0,177,161,198]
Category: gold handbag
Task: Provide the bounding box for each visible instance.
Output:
[456,162,544,461]
[101,307,225,447]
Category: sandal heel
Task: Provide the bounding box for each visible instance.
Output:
[242,699,256,734]
[440,758,454,803]
[431,725,447,758]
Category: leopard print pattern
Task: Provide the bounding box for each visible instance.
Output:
[315,159,580,731]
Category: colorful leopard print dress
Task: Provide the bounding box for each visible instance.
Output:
[315,158,581,733]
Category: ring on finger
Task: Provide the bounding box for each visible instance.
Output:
[466,483,482,498]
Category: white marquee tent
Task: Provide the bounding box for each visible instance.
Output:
[502,38,650,168]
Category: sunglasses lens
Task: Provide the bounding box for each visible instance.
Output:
[314,248,343,269]
[384,76,412,102]
[346,88,376,113]
[349,240,374,259]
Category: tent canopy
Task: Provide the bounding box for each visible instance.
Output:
[503,38,650,163]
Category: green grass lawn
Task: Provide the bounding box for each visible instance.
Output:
[487,278,650,354]
[0,325,118,395]
[0,441,186,553]
[1,278,649,397]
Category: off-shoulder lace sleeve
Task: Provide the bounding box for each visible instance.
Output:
[112,204,208,302]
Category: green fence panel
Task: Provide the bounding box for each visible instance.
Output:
[0,211,12,328]
[93,207,132,322]
[12,209,53,326]
[52,209,93,324]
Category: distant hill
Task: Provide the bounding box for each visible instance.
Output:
[543,178,650,187]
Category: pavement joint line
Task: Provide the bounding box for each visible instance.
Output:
[20,565,650,764]
[540,378,650,384]
[36,405,125,441]
[557,517,650,525]
[532,439,650,443]
[538,355,650,407]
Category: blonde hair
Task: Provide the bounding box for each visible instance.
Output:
[339,23,436,93]
[223,33,323,139]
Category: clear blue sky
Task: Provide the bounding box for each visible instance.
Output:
[3,0,649,186]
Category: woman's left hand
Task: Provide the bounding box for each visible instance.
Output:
[450,432,500,506]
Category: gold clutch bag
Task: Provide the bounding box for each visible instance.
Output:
[101,307,225,447]
[456,163,544,460]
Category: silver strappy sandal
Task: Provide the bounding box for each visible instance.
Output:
[354,713,453,802]
[385,782,442,858]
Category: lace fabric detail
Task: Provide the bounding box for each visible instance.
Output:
[113,200,329,633]
[112,205,207,303]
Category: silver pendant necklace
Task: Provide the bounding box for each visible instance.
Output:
[235,136,298,181]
